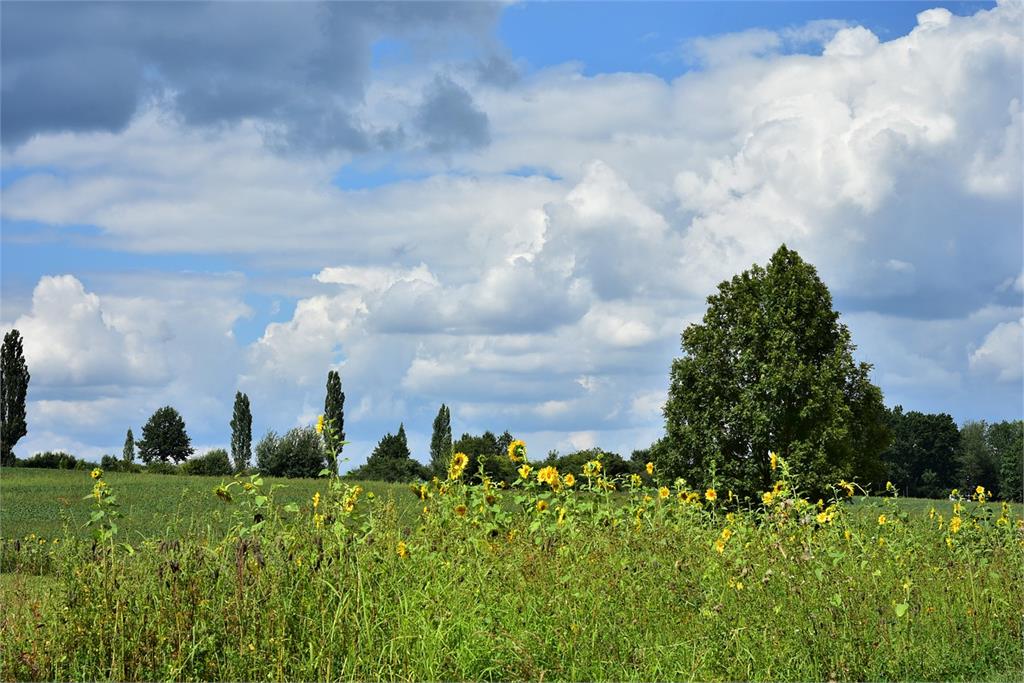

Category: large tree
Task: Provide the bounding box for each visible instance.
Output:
[349,424,428,482]
[429,404,452,476]
[989,420,1023,502]
[122,428,136,466]
[324,370,345,474]
[138,406,194,464]
[230,391,252,473]
[662,245,889,499]
[1,329,30,465]
[879,407,960,498]
[957,420,1000,496]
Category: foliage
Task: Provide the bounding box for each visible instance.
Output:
[879,407,960,498]
[662,245,889,499]
[989,420,1023,502]
[18,451,79,470]
[348,424,428,482]
[137,406,194,464]
[451,430,517,483]
[1,450,1021,681]
[230,392,252,474]
[122,428,135,465]
[540,447,633,478]
[957,421,1001,497]
[428,403,452,477]
[182,449,233,477]
[324,370,346,473]
[256,427,326,479]
[1,328,30,466]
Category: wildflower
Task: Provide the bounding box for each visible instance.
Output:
[396,541,409,559]
[582,460,602,477]
[735,581,744,591]
[945,537,953,548]
[714,539,726,553]
[90,468,102,480]
[507,439,526,463]
[316,414,325,434]
[557,507,567,524]
[518,464,533,480]
[313,513,324,529]
[535,499,549,513]
[646,461,654,476]
[537,466,560,488]
[705,488,717,502]
[563,473,575,488]
[312,491,321,511]
[769,451,778,471]
[878,514,886,526]
[844,530,852,541]
[949,516,962,534]
[630,473,642,488]
[651,486,666,501]
[454,504,468,517]
[975,485,984,497]
[816,512,828,525]
[448,452,469,480]
[762,491,774,506]
[720,528,733,541]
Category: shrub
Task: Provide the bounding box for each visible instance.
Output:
[146,461,181,475]
[256,427,325,478]
[182,448,233,476]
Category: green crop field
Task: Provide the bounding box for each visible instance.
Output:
[1,461,1022,681]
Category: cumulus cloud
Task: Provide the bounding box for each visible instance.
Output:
[970,318,1024,382]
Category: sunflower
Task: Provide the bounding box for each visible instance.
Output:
[396,541,409,559]
[518,464,533,480]
[448,452,469,480]
[769,451,778,471]
[537,466,560,488]
[705,488,717,502]
[535,499,549,512]
[507,439,526,463]
[315,414,325,435]
[582,460,602,478]
[658,486,670,500]
[90,468,102,480]
[949,516,962,534]
[562,473,576,488]
[454,504,468,517]
[646,461,654,476]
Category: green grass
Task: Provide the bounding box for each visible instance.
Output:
[0,467,418,541]
[1,466,1022,681]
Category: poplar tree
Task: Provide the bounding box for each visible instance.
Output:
[429,404,452,475]
[1,329,30,466]
[122,428,135,465]
[324,370,345,474]
[230,391,252,473]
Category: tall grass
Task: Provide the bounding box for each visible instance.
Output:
[2,455,1022,681]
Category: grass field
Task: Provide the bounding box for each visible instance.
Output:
[1,462,1022,681]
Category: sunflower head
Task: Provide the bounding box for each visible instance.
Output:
[507,439,527,463]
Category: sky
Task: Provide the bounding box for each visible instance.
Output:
[1,0,1021,470]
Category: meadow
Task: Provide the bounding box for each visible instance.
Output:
[1,451,1022,682]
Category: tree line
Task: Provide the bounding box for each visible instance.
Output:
[1,245,1021,500]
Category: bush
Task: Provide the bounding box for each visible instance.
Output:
[100,454,123,472]
[19,451,78,470]
[256,427,325,478]
[146,461,181,475]
[182,449,233,476]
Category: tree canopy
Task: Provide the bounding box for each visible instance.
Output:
[255,427,325,478]
[879,407,960,498]
[661,245,889,499]
[138,406,194,464]
[429,404,452,476]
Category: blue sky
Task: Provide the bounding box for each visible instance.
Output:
[1,1,1020,467]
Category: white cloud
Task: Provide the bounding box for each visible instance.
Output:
[970,318,1024,382]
